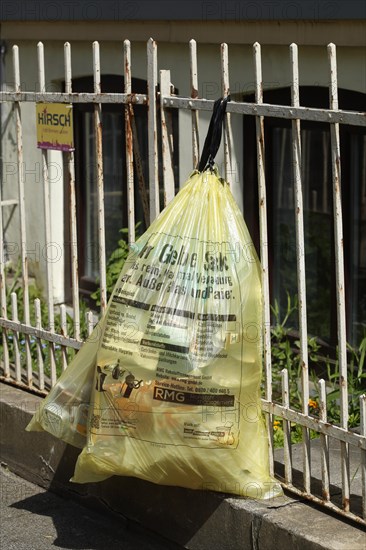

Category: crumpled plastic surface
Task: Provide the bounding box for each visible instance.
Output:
[28,169,282,499]
[26,321,104,449]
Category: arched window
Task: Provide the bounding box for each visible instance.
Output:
[243,87,366,346]
[63,75,179,302]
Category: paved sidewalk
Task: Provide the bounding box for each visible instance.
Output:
[0,466,181,550]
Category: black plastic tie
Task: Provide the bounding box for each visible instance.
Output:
[198,95,230,172]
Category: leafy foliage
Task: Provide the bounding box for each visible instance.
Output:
[2,258,365,445]
[269,293,366,447]
[91,223,141,306]
[1,261,90,380]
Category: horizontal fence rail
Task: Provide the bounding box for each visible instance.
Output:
[0,39,365,526]
[0,92,148,104]
[1,91,364,127]
[163,97,366,126]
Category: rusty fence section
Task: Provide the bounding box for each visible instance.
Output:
[0,39,365,526]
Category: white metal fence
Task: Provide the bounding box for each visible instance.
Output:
[0,38,365,527]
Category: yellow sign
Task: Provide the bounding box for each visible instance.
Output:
[36,103,74,151]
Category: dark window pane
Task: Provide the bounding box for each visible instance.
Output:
[271,127,333,341]
[349,134,366,344]
[69,75,179,303]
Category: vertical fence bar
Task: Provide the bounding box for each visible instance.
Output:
[160,70,175,207]
[0,41,9,378]
[64,42,80,340]
[281,368,292,484]
[93,42,107,314]
[319,379,330,501]
[11,292,21,382]
[290,43,311,493]
[34,298,45,390]
[360,394,366,520]
[147,38,159,221]
[130,108,150,227]
[327,42,350,512]
[60,304,68,372]
[253,42,273,475]
[37,42,56,387]
[0,185,10,377]
[220,43,233,182]
[13,45,32,384]
[87,309,94,337]
[124,40,135,245]
[189,39,200,169]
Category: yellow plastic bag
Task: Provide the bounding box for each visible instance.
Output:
[28,98,282,499]
[71,168,282,499]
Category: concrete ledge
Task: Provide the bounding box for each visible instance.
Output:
[1,382,365,549]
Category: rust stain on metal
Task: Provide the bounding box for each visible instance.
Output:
[23,260,29,294]
[260,198,264,206]
[280,481,364,525]
[259,82,263,100]
[191,87,198,99]
[0,375,48,397]
[101,296,106,312]
[126,105,133,157]
[342,497,350,512]
[130,106,150,226]
[125,58,130,80]
[126,92,146,105]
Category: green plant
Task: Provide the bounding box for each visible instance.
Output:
[1,221,139,380]
[269,293,366,448]
[276,211,333,340]
[3,253,365,443]
[91,223,141,306]
[1,261,90,380]
[270,293,321,408]
[311,336,366,428]
[273,418,319,449]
